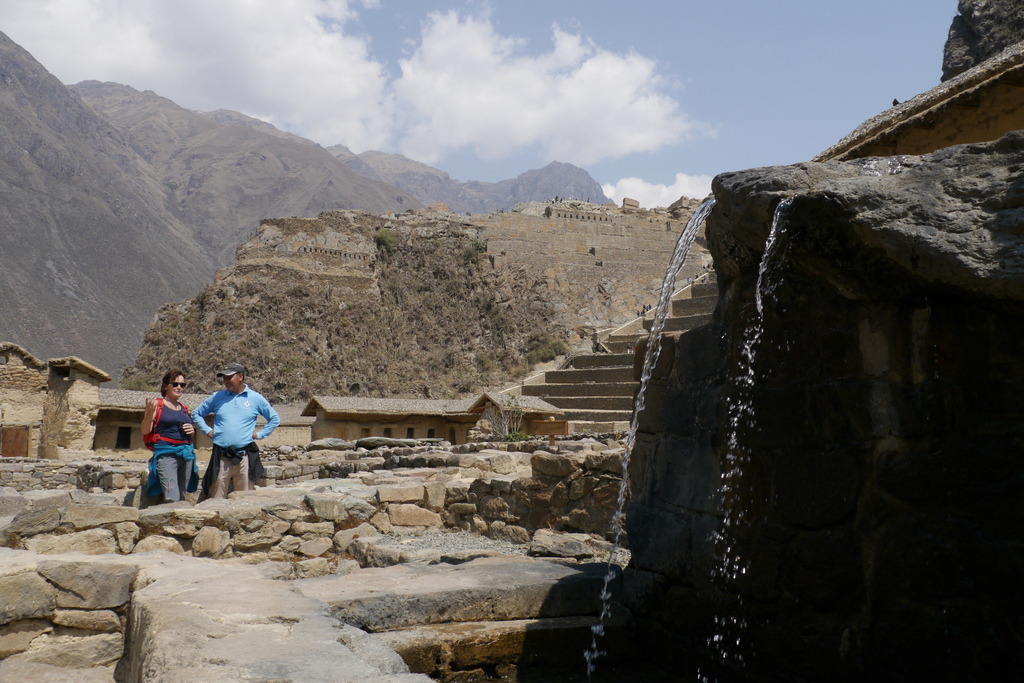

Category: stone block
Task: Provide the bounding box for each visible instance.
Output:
[531,453,576,478]
[278,535,302,553]
[133,535,185,555]
[8,632,123,668]
[65,504,140,529]
[490,524,531,544]
[447,503,477,515]
[369,510,392,534]
[305,493,376,525]
[172,508,220,525]
[423,482,446,511]
[114,522,139,554]
[3,508,61,537]
[293,558,331,579]
[387,504,442,528]
[348,538,402,568]
[233,526,284,551]
[0,572,56,624]
[21,490,72,511]
[291,521,334,536]
[0,487,27,517]
[26,529,118,556]
[332,522,379,553]
[376,484,424,504]
[299,537,333,558]
[584,451,624,474]
[52,609,122,633]
[37,560,136,609]
[191,526,230,558]
[0,619,51,657]
[479,497,509,519]
[483,453,518,475]
[528,529,595,560]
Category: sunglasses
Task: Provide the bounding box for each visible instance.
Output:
[170,382,187,388]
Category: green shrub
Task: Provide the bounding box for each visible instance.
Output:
[374,228,396,253]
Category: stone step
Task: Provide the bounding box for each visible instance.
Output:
[541,396,635,411]
[691,282,718,298]
[560,409,634,422]
[671,295,717,317]
[642,313,713,333]
[295,556,617,632]
[568,420,631,434]
[544,367,635,384]
[521,382,638,398]
[569,353,633,369]
[373,615,636,678]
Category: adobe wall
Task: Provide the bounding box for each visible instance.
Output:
[311,415,470,445]
[0,349,47,458]
[40,369,101,460]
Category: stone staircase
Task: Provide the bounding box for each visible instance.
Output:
[517,274,719,433]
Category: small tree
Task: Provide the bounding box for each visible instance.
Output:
[481,394,525,440]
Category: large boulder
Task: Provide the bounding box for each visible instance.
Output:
[943,0,1024,80]
[627,133,1024,681]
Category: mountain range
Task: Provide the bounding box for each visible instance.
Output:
[0,29,610,375]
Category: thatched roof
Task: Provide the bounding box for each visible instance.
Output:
[301,392,562,419]
[47,356,111,382]
[816,41,1024,162]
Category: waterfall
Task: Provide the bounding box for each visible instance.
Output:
[585,197,716,678]
[699,197,792,681]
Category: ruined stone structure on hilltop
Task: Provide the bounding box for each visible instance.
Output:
[228,212,381,296]
[226,200,709,342]
[465,199,709,330]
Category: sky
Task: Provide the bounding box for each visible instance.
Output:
[0,1,955,208]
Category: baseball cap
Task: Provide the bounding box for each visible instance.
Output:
[216,363,246,377]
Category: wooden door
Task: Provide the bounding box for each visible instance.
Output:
[1,426,29,457]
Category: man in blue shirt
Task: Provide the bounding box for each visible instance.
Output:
[193,363,280,498]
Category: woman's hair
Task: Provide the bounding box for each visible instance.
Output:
[160,369,187,397]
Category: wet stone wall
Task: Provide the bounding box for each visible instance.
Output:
[625,134,1024,682]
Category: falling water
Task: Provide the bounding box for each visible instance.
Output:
[584,197,716,678]
[698,197,793,682]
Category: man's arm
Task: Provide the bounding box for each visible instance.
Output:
[255,398,281,440]
[192,394,217,438]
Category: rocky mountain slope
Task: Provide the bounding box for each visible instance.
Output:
[330,146,610,214]
[122,211,567,403]
[0,30,213,373]
[0,29,624,379]
[70,81,423,267]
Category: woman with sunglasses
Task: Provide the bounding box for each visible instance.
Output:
[141,369,199,502]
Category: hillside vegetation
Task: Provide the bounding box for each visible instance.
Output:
[122,228,567,403]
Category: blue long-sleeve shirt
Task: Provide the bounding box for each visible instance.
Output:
[191,385,280,449]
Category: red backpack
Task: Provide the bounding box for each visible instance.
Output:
[143,400,192,450]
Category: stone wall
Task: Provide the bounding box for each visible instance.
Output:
[1,438,625,568]
[39,368,102,460]
[626,134,1024,681]
[0,556,135,670]
[466,204,710,328]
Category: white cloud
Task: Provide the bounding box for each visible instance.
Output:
[0,2,709,170]
[602,173,713,209]
[1,0,394,150]
[392,11,711,165]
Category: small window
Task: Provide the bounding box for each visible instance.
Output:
[115,426,132,450]
[360,427,371,438]
[406,427,414,439]
[427,429,436,439]
[383,427,392,438]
